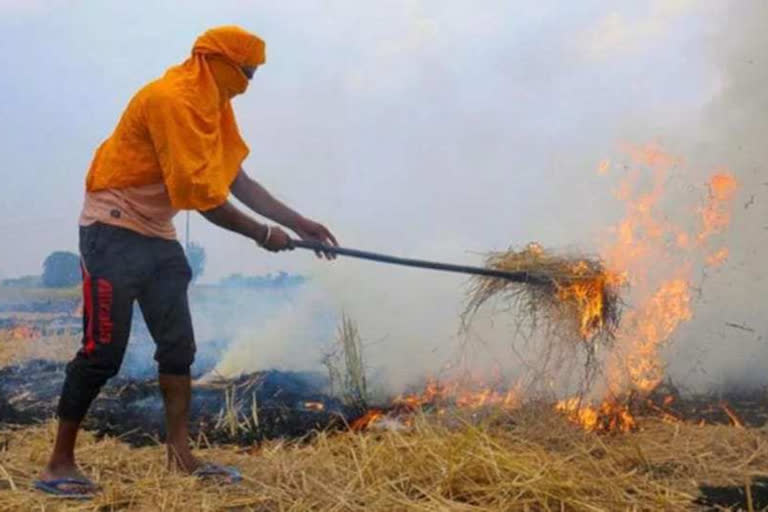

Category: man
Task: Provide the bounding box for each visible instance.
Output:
[36,26,337,497]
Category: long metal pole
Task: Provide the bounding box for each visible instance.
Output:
[290,239,551,285]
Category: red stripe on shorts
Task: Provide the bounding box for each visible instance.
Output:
[82,263,95,355]
[96,278,113,344]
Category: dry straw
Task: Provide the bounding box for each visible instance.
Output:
[1,410,767,511]
[322,314,368,408]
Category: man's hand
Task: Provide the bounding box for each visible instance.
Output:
[260,225,292,252]
[229,170,338,259]
[293,217,338,259]
[199,201,293,254]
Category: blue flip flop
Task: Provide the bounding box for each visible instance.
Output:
[34,477,99,499]
[192,463,242,483]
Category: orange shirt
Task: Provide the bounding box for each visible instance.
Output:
[84,77,248,212]
[80,26,266,238]
[84,26,265,213]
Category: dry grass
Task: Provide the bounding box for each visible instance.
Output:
[322,314,368,407]
[0,333,79,368]
[1,410,766,511]
[0,286,80,301]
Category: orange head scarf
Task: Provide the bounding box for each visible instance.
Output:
[85,26,266,211]
[193,25,266,100]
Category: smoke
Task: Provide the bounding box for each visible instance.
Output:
[119,287,302,380]
[661,1,768,392]
[209,239,471,394]
[204,1,767,396]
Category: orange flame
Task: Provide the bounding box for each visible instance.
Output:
[698,172,739,243]
[556,397,637,433]
[351,376,523,432]
[394,377,522,412]
[706,247,729,267]
[555,267,620,339]
[350,409,384,431]
[603,145,735,396]
[557,144,738,432]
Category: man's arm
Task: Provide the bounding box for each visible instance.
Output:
[231,169,302,229]
[199,200,291,252]
[231,169,338,257]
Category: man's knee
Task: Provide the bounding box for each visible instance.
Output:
[67,351,122,385]
[156,344,195,376]
[56,355,121,422]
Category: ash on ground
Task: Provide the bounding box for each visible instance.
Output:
[0,359,362,446]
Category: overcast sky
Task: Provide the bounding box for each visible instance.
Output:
[0,0,742,281]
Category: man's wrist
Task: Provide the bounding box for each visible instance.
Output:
[260,225,272,246]
[246,222,267,245]
[255,224,270,246]
[287,214,305,231]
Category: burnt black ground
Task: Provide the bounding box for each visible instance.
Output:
[0,359,360,446]
[696,477,768,511]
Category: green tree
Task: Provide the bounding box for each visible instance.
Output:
[186,242,206,282]
[42,251,80,288]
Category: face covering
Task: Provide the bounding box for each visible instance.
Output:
[208,57,249,100]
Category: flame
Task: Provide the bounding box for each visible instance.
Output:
[706,247,729,267]
[351,377,522,432]
[555,267,620,339]
[698,172,739,243]
[603,146,735,396]
[350,409,384,431]
[556,397,637,433]
[556,397,599,431]
[709,172,739,201]
[393,377,522,412]
[624,279,692,393]
[557,144,738,432]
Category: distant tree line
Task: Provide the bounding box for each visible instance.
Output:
[1,244,305,291]
[219,272,307,289]
[3,251,82,288]
[1,275,43,288]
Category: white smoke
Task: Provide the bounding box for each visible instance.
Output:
[204,1,768,396]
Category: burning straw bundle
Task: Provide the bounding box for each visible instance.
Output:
[464,243,622,346]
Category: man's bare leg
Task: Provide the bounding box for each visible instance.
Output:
[159,373,201,473]
[39,420,94,490]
